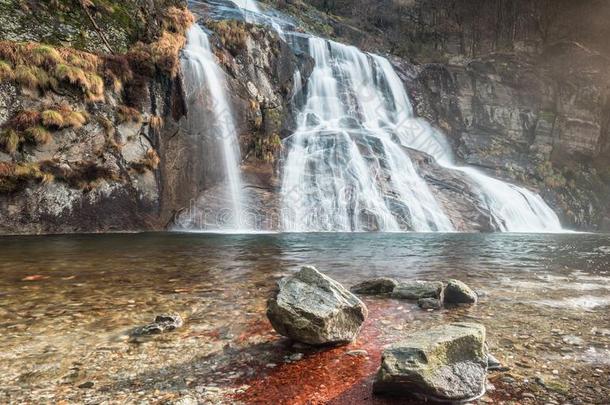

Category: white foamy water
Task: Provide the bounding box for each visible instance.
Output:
[181,25,245,230]
[230,0,259,13]
[281,38,453,232]
[280,36,562,232]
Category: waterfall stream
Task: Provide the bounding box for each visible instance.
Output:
[180,24,245,230]
[281,38,454,232]
[280,37,563,232]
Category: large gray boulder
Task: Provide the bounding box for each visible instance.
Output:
[374,322,487,402]
[350,277,397,295]
[444,279,478,304]
[266,266,368,345]
[391,281,443,300]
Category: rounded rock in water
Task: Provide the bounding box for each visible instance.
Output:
[266,266,368,345]
[443,279,478,304]
[391,280,443,300]
[350,277,397,295]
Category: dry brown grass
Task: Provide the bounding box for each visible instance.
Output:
[9,110,41,130]
[117,105,142,124]
[148,31,186,77]
[131,148,160,173]
[64,111,88,128]
[40,159,117,189]
[41,110,64,128]
[0,60,13,81]
[149,115,163,133]
[0,161,53,193]
[163,7,195,34]
[207,20,249,55]
[0,129,21,154]
[24,126,52,144]
[0,41,104,101]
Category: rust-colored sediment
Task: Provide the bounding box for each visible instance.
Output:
[232,300,409,405]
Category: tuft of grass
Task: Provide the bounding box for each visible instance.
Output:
[84,73,104,101]
[41,110,64,128]
[13,162,53,184]
[9,110,41,130]
[64,111,88,128]
[207,20,249,55]
[117,105,142,124]
[39,160,117,189]
[98,116,115,137]
[31,45,62,67]
[60,51,99,72]
[149,115,163,133]
[13,65,39,90]
[25,126,52,145]
[163,7,195,33]
[148,31,185,77]
[131,148,160,173]
[0,129,21,154]
[0,60,13,81]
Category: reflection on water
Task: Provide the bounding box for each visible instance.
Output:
[0,233,608,403]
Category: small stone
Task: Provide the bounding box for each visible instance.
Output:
[174,395,197,405]
[418,297,442,310]
[350,278,397,295]
[562,335,584,346]
[487,353,509,371]
[131,313,184,336]
[391,281,443,300]
[287,353,304,362]
[443,279,477,305]
[78,381,94,389]
[346,349,368,357]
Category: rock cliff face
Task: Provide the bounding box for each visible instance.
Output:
[0,0,190,234]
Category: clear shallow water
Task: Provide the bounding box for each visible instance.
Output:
[0,233,609,403]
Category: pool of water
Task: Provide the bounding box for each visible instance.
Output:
[0,232,609,403]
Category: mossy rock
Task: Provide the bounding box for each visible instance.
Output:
[0,0,186,53]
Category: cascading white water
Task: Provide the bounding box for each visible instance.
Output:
[281,38,454,232]
[230,0,260,13]
[181,24,245,230]
[281,36,562,232]
[369,55,562,232]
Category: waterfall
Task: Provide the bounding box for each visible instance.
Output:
[370,55,562,232]
[281,38,454,232]
[281,36,562,232]
[181,24,245,230]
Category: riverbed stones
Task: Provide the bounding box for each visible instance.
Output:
[391,280,443,300]
[373,322,487,402]
[444,279,478,304]
[266,266,368,345]
[350,277,398,295]
[131,313,184,336]
[418,297,442,310]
